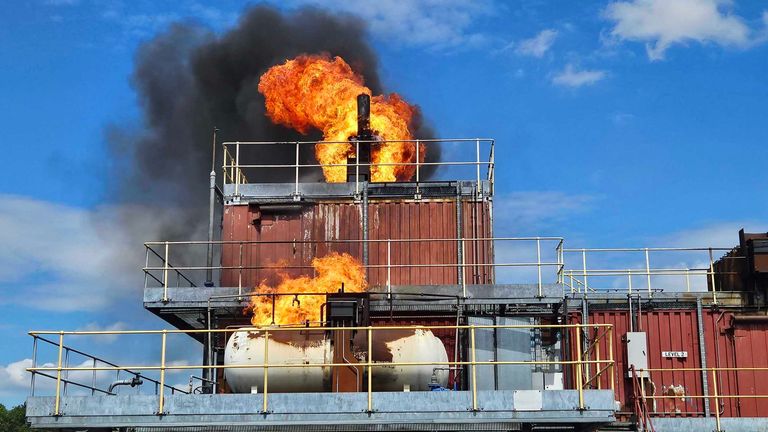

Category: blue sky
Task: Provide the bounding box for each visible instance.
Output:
[1,0,767,405]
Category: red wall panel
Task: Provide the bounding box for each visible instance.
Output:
[221,199,492,289]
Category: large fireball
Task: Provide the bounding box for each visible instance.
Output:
[258,54,425,182]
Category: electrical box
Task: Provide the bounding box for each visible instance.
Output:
[626,332,648,378]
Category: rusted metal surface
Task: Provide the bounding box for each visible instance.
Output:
[221,199,493,288]
[573,307,768,418]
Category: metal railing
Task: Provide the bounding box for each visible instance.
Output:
[28,333,188,406]
[559,247,743,301]
[27,323,613,416]
[144,237,565,299]
[221,138,495,197]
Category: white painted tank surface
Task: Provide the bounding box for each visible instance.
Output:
[224,329,331,393]
[368,328,450,391]
[224,328,449,393]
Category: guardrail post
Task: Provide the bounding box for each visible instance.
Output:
[470,325,478,411]
[144,246,150,289]
[238,242,244,298]
[556,240,564,284]
[91,358,97,396]
[367,326,373,413]
[158,330,167,415]
[355,140,360,197]
[536,238,543,297]
[645,248,652,295]
[30,336,37,397]
[475,138,481,197]
[62,349,70,395]
[263,329,269,413]
[709,248,718,305]
[581,249,588,292]
[54,331,64,416]
[386,239,391,299]
[461,244,467,298]
[608,326,615,396]
[628,269,633,295]
[575,325,584,410]
[234,141,241,196]
[162,241,169,302]
[415,140,420,182]
[711,368,722,432]
[294,141,300,198]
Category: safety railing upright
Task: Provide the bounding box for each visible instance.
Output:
[27,322,614,417]
[143,237,565,299]
[221,138,495,198]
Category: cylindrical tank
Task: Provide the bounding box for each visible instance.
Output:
[224,328,449,393]
[224,329,330,393]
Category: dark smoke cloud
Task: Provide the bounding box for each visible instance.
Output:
[108,5,438,241]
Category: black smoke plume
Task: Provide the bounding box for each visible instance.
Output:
[108,6,437,241]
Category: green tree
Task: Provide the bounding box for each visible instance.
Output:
[0,403,31,432]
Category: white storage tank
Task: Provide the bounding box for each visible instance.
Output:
[224,328,449,393]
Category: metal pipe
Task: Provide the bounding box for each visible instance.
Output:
[205,128,218,287]
[108,376,143,393]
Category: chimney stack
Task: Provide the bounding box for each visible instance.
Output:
[348,93,372,183]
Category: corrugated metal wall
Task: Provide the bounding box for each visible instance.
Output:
[221,198,492,288]
[574,308,768,417]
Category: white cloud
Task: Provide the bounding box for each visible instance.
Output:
[0,194,198,312]
[604,0,762,60]
[75,322,129,343]
[285,0,493,49]
[516,29,558,57]
[494,191,595,231]
[552,64,607,87]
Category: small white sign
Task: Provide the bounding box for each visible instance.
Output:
[662,351,688,358]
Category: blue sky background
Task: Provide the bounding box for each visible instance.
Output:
[1,0,767,405]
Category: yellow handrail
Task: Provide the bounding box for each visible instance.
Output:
[28,323,613,416]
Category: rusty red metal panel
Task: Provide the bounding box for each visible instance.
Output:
[572,307,768,418]
[221,198,493,289]
[702,311,768,417]
[577,309,706,416]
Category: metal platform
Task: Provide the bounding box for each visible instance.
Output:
[143,284,743,333]
[26,390,615,431]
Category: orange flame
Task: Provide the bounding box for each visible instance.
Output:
[258,54,425,182]
[248,252,367,326]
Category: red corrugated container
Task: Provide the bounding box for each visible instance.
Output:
[220,198,492,288]
[572,308,768,418]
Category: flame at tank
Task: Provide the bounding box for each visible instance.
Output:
[258,54,425,182]
[247,252,367,326]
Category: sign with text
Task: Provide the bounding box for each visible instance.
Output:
[662,351,688,358]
